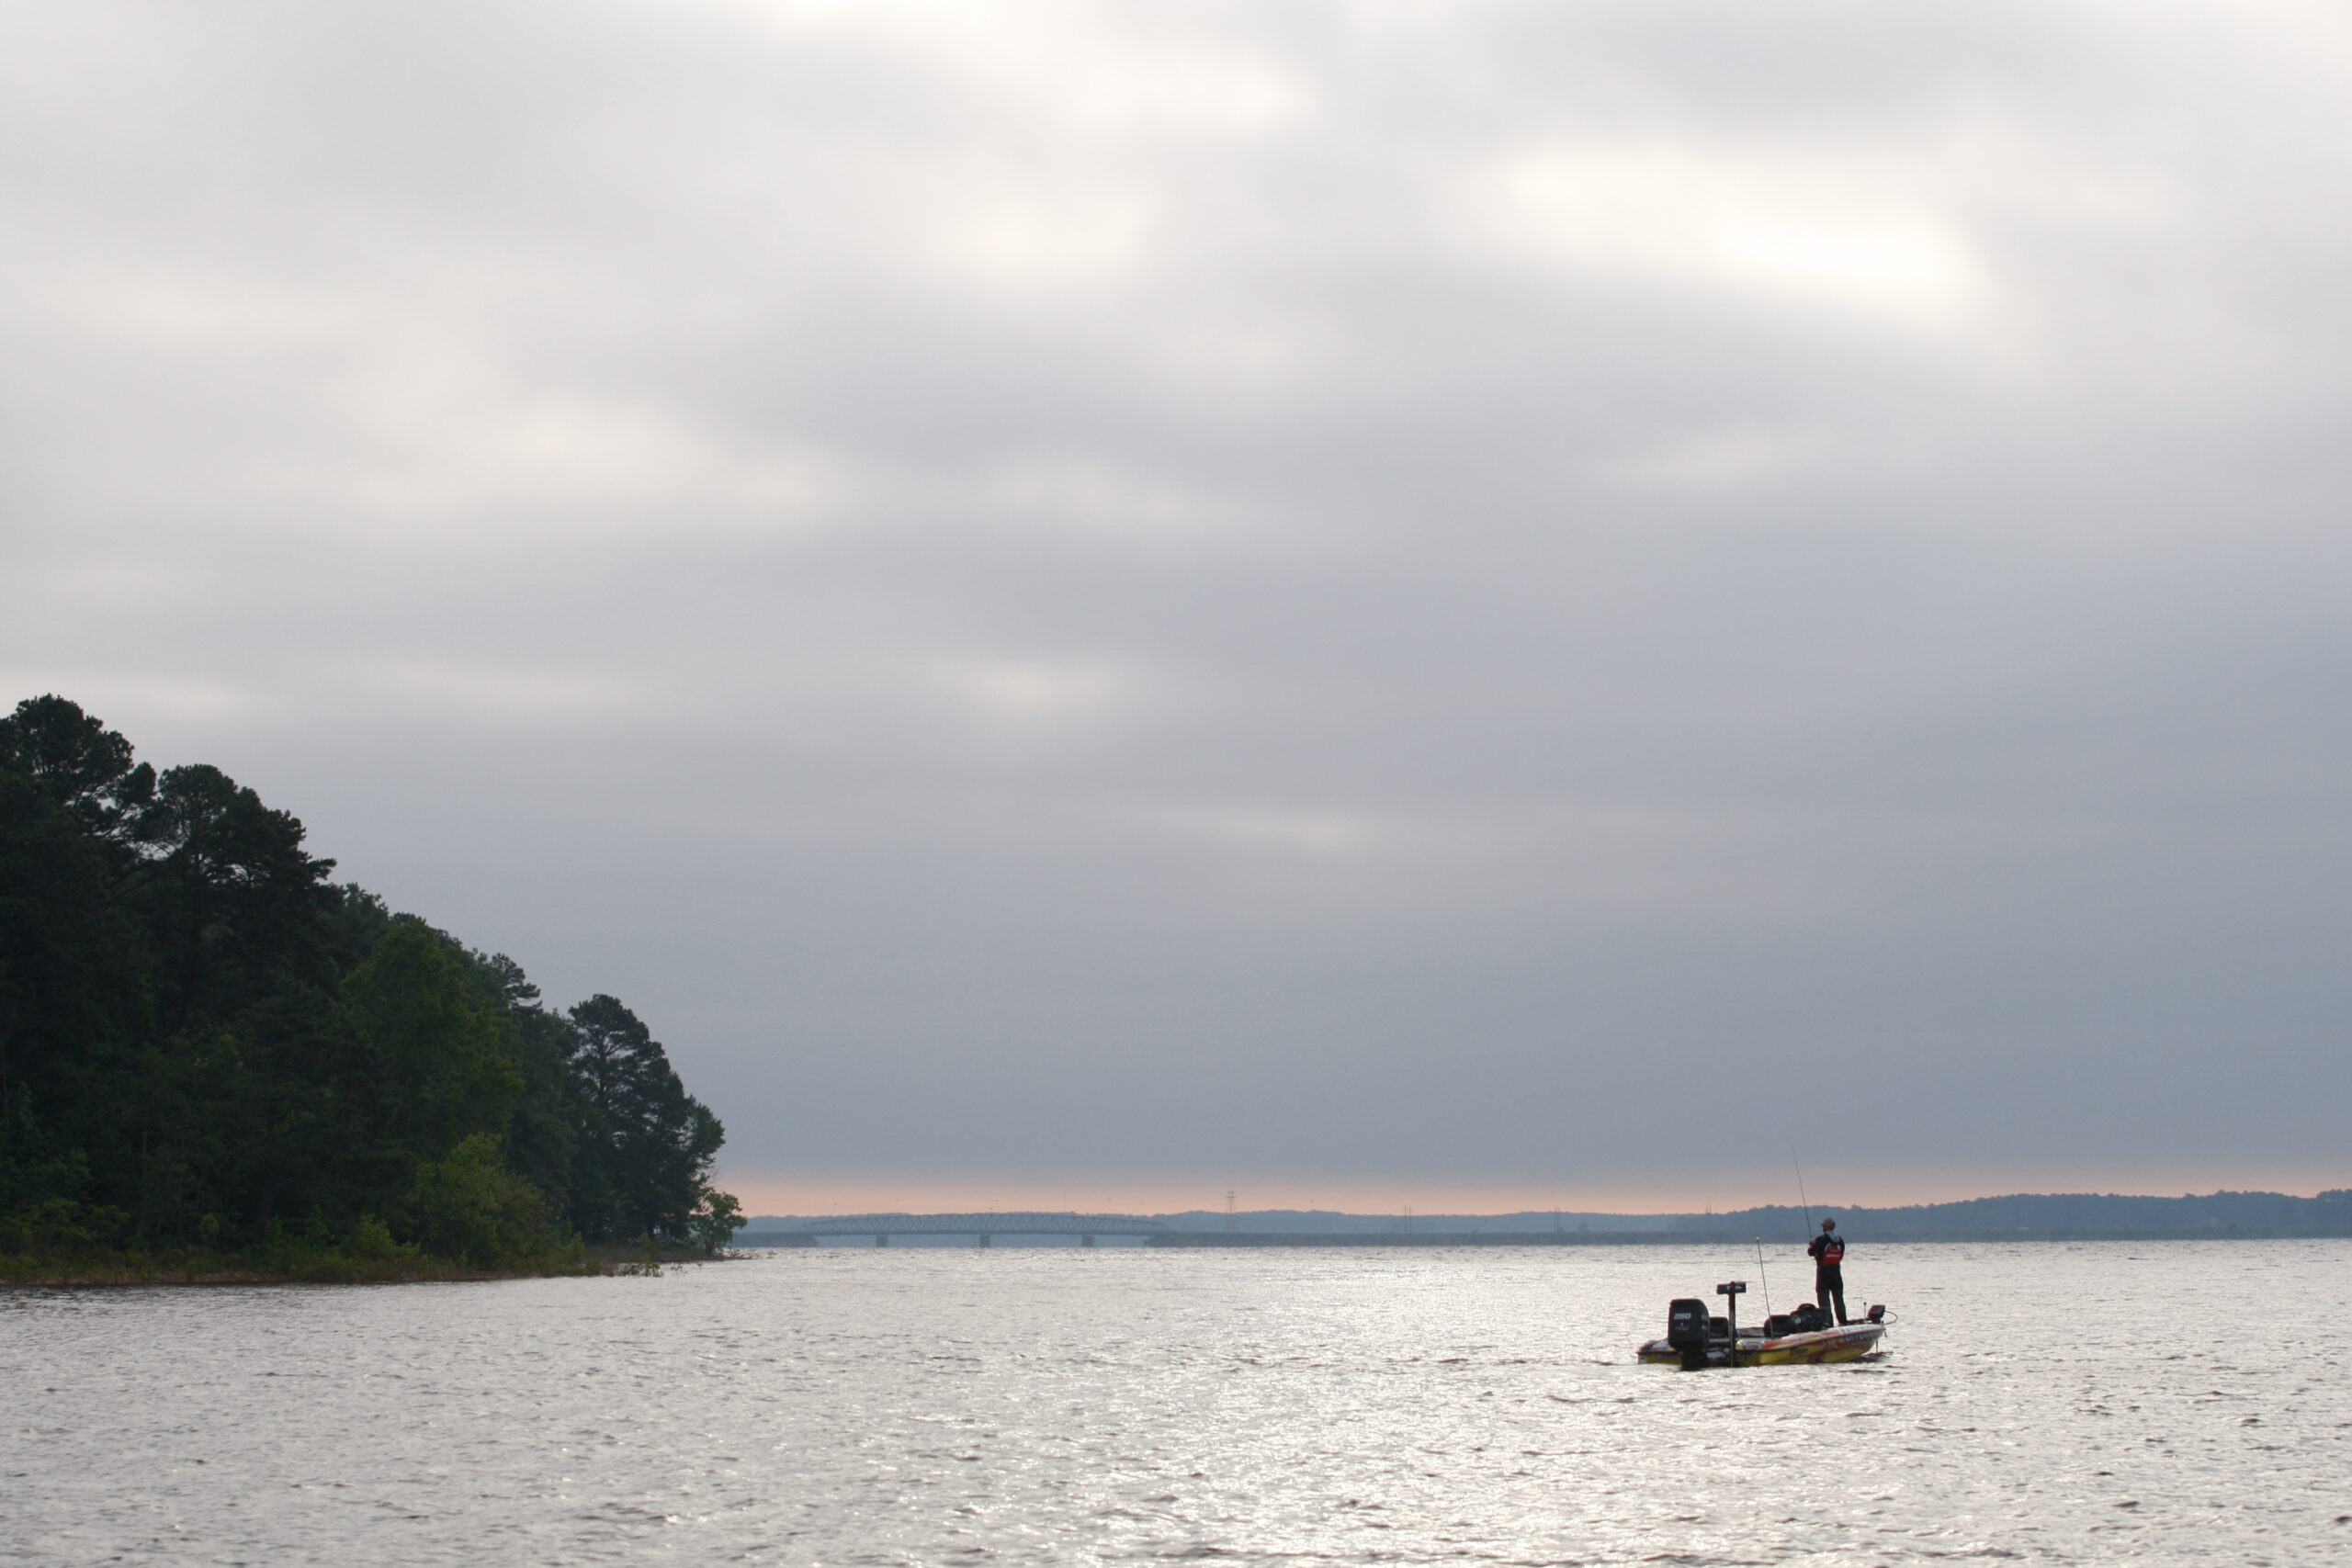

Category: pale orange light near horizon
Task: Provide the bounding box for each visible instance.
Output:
[712,1164,2350,1219]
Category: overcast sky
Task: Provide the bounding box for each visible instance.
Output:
[6,1,2350,1213]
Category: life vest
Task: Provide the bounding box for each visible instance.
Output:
[1816,1235,1845,1267]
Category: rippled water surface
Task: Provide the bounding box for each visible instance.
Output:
[7,1241,2348,1564]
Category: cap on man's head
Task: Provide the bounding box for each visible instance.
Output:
[1822,1219,1836,1230]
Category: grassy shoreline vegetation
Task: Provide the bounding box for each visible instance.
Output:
[0,695,745,1285]
[1,1236,729,1287]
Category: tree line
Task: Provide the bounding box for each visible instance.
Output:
[0,694,743,1269]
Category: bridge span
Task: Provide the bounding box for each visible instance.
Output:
[791,1213,1163,1247]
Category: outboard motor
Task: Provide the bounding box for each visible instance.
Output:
[1667,1298,1713,1370]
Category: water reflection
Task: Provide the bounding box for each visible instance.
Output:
[6,1241,2346,1564]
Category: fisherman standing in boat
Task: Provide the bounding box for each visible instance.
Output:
[1808,1218,1849,1325]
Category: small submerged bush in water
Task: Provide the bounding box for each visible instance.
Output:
[616,1231,665,1276]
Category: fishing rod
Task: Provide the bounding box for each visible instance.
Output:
[1753,1237,1771,1317]
[1792,1149,1814,1237]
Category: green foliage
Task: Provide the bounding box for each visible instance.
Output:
[0,694,734,1276]
[407,1133,562,1267]
[0,766,148,1141]
[348,924,521,1168]
[0,1195,130,1256]
[566,995,726,1241]
[340,1213,401,1260]
[0,693,155,843]
[130,762,340,1032]
[688,1186,745,1256]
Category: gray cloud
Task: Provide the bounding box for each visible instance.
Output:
[6,1,2349,1207]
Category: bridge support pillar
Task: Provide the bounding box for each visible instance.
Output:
[875,1234,888,1247]
[1080,1234,1094,1247]
[978,1235,990,1247]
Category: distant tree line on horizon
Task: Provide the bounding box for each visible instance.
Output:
[741,1189,2352,1242]
[1657,1189,2352,1238]
[0,694,742,1269]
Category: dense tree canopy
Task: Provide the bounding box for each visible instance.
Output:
[0,695,741,1266]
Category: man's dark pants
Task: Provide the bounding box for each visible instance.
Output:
[1816,1266,1847,1325]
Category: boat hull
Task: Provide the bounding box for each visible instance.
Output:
[1637,1320,1885,1366]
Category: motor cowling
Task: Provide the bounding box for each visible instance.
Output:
[1667,1298,1713,1369]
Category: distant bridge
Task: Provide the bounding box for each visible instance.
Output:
[791,1213,1164,1246]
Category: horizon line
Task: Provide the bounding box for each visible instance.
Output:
[711,1165,2350,1218]
[735,1184,2351,1224]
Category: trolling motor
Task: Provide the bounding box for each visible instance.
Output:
[1664,1280,1747,1370]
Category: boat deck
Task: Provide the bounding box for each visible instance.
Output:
[1637,1319,1885,1366]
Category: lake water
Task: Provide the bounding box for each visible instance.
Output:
[6,1241,2347,1565]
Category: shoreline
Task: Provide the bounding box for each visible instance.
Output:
[2,1243,733,1288]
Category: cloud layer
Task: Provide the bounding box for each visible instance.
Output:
[7,1,2351,1208]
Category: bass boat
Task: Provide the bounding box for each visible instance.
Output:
[1635,1280,1887,1368]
